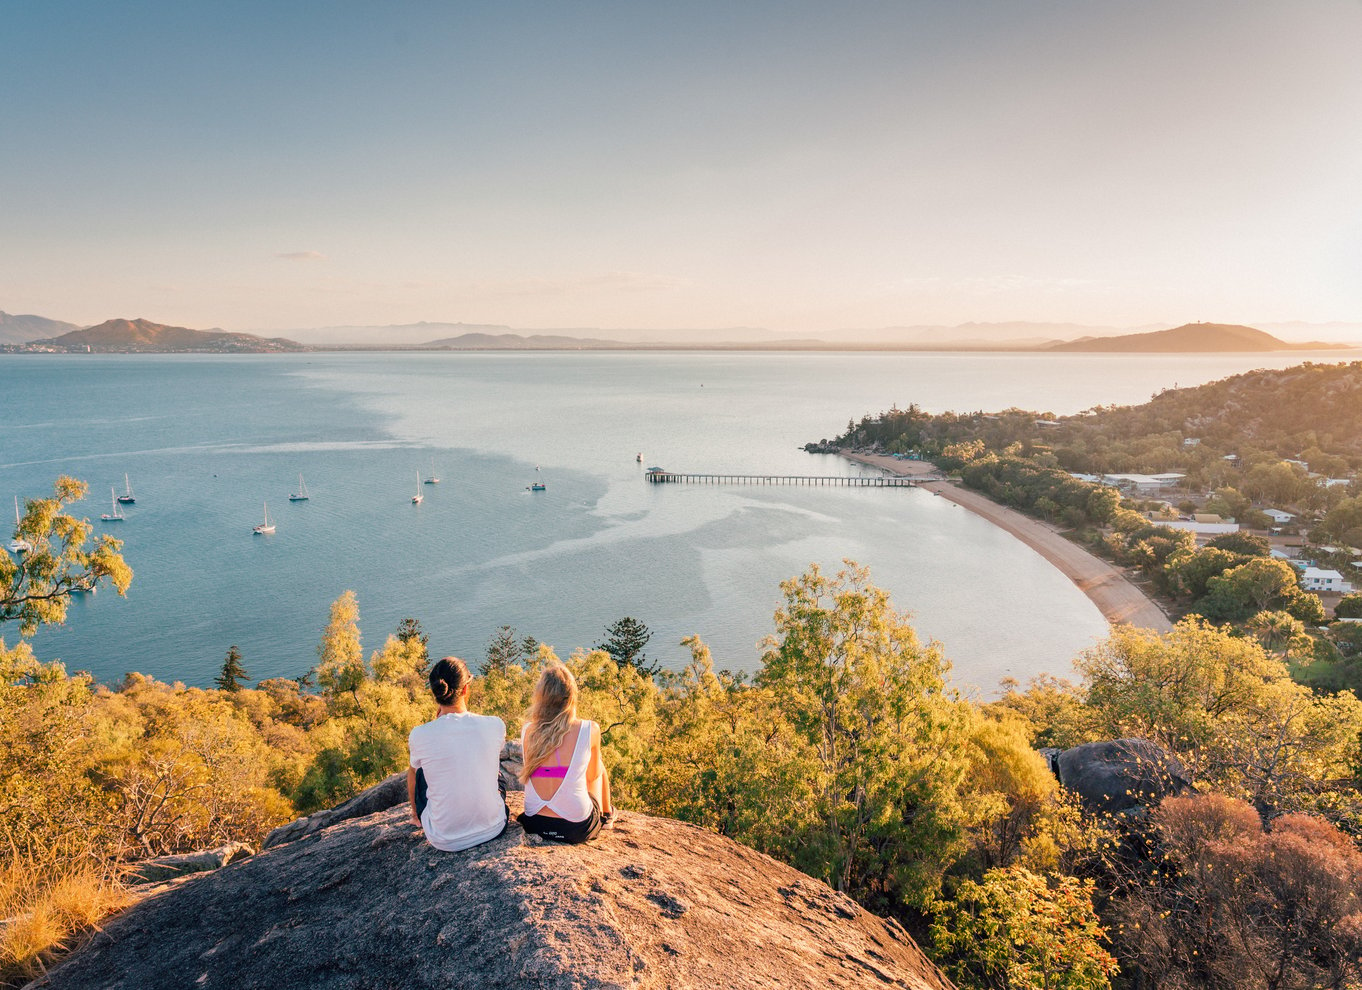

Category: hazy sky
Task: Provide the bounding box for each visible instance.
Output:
[4,1,1361,332]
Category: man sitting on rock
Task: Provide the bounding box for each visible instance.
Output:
[407,657,510,851]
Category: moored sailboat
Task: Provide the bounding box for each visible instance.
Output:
[116,473,136,504]
[289,474,310,501]
[101,488,125,522]
[8,495,31,554]
[412,473,424,504]
[253,503,275,535]
[424,458,440,484]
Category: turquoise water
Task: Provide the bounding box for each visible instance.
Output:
[3,350,1351,692]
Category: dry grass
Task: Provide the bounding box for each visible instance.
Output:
[0,860,133,989]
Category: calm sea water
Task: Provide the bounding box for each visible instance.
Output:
[3,350,1351,694]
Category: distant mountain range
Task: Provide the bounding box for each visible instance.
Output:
[0,311,80,344]
[424,331,621,349]
[269,321,786,347]
[23,318,304,353]
[1044,322,1338,353]
[2,312,1357,353]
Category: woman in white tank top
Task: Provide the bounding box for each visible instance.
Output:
[517,663,615,843]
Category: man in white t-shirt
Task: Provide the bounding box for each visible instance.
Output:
[406,657,509,852]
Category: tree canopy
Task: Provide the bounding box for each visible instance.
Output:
[1,477,133,636]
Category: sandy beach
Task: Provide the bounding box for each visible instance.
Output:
[843,452,1173,633]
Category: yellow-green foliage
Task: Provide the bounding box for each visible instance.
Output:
[931,866,1118,990]
[0,478,133,636]
[1077,617,1362,818]
[6,567,1362,988]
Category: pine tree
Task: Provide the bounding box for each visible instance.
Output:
[595,617,659,676]
[215,645,249,692]
[395,617,430,674]
[484,625,521,673]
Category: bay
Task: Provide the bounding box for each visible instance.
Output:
[2,349,1352,693]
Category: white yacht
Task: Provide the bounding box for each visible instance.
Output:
[253,503,275,535]
[100,488,125,522]
[8,495,31,554]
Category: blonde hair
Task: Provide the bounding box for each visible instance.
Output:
[519,663,579,784]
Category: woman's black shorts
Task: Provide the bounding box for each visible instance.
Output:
[517,796,602,844]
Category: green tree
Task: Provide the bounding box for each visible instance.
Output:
[595,617,660,677]
[214,645,249,692]
[1,477,133,636]
[1196,557,1319,623]
[1244,610,1312,659]
[758,561,974,910]
[1162,546,1246,600]
[1078,618,1362,815]
[634,636,820,852]
[931,867,1118,990]
[1206,531,1271,557]
[1085,486,1121,526]
[484,625,528,673]
[1336,592,1362,619]
[370,634,427,684]
[314,590,365,698]
[394,617,429,674]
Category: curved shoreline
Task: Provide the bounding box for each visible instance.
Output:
[842,452,1173,633]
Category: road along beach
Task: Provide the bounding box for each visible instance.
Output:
[843,452,1173,633]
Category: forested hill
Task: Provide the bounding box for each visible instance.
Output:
[1045,322,1338,352]
[1059,361,1362,464]
[834,361,1362,476]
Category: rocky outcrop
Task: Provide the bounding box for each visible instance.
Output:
[32,792,953,990]
[262,741,526,850]
[123,843,254,885]
[1055,738,1191,814]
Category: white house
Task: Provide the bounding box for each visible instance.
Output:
[1264,509,1296,524]
[1300,567,1354,593]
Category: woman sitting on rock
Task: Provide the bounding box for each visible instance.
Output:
[517,663,615,843]
[407,656,509,851]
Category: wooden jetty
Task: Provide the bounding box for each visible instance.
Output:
[645,468,921,487]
